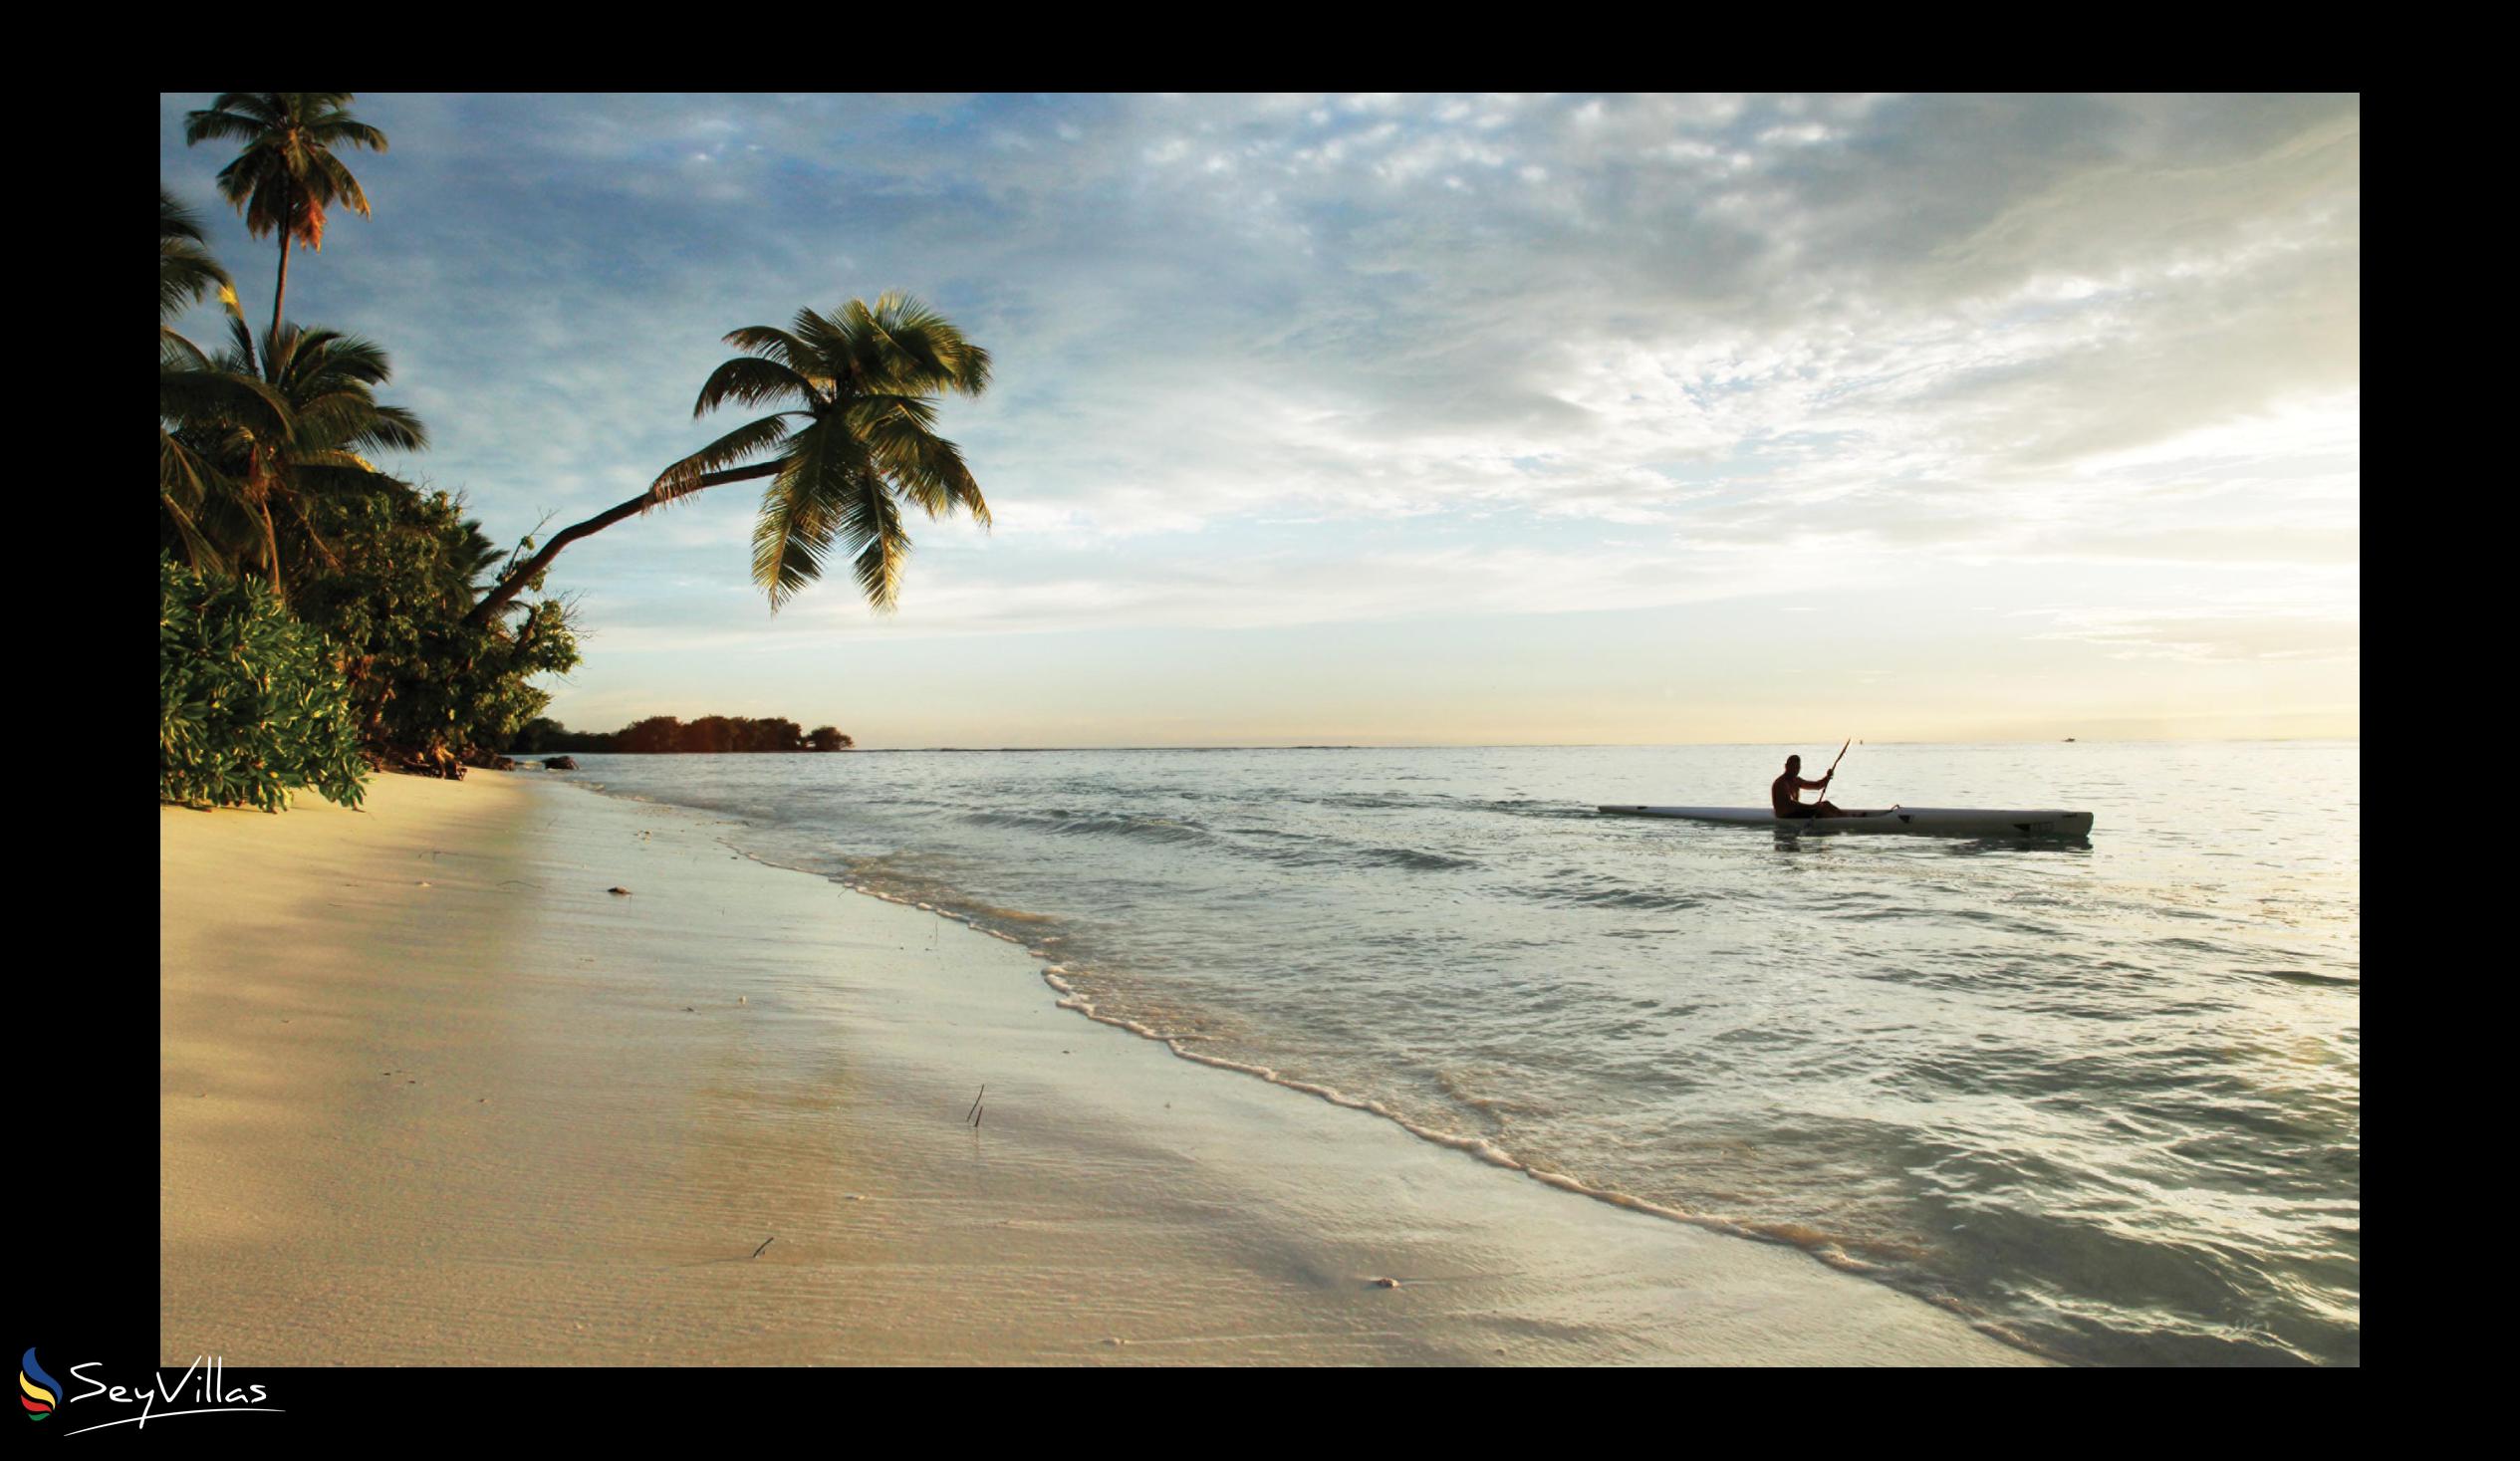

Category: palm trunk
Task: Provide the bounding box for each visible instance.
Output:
[464,461,782,629]
[271,232,292,346]
[259,498,285,602]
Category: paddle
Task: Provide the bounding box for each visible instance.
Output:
[1819,737,1851,814]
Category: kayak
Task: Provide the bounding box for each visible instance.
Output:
[1596,805,2096,839]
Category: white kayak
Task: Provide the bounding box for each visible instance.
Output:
[1597,805,2096,839]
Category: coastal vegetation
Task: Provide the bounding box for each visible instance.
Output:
[159,559,369,812]
[510,716,854,755]
[161,92,983,808]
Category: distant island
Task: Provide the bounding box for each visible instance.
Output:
[509,715,853,754]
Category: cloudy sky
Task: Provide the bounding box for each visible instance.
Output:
[159,94,2360,746]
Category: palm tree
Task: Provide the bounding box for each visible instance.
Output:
[174,317,426,596]
[161,191,287,574]
[467,293,990,627]
[160,355,286,575]
[182,94,387,345]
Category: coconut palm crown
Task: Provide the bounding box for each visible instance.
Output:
[464,294,990,629]
[182,94,387,344]
[651,293,993,610]
[173,317,425,596]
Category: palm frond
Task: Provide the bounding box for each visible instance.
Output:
[289,330,396,387]
[308,115,388,154]
[751,421,855,609]
[220,301,259,377]
[864,413,990,528]
[842,469,911,610]
[691,355,816,415]
[157,470,226,575]
[159,365,290,434]
[721,325,818,377]
[650,412,800,504]
[308,151,376,225]
[846,393,942,432]
[848,293,993,395]
[160,187,234,322]
[160,330,213,371]
[181,108,270,146]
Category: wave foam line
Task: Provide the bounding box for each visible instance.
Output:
[778,846,2060,1363]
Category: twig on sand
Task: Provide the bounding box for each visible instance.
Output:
[751,1236,776,1259]
[967,1085,987,1128]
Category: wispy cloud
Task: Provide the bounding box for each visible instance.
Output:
[160,93,2360,741]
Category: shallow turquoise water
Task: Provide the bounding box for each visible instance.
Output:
[566,741,2361,1365]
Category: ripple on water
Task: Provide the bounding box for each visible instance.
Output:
[560,742,2362,1366]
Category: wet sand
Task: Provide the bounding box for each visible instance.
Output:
[159,771,2043,1364]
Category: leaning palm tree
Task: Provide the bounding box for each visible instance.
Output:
[182,93,387,344]
[466,293,990,627]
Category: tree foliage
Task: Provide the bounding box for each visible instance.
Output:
[182,93,387,341]
[160,557,369,812]
[161,189,288,578]
[160,188,233,335]
[511,715,853,754]
[467,293,993,627]
[162,99,579,805]
[293,486,581,771]
[660,293,992,609]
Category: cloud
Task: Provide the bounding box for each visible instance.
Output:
[159,93,2361,736]
[2020,604,2361,664]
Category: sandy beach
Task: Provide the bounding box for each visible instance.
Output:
[159,770,2044,1365]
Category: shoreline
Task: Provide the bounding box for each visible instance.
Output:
[161,771,2045,1364]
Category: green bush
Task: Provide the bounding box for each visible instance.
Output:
[291,485,580,768]
[159,558,369,811]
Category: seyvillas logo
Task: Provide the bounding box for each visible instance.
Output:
[20,1348,59,1421]
[20,1351,280,1435]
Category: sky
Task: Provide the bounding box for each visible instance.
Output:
[159,94,2361,747]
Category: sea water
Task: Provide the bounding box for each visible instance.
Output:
[562,741,2360,1365]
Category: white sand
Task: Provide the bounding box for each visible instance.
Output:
[160,771,2044,1364]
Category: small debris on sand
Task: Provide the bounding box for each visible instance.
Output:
[1371,1277,1401,1289]
[608,886,632,895]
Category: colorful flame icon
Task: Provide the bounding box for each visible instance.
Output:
[19,1348,59,1421]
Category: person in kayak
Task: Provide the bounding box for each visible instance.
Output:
[1772,754,1851,819]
